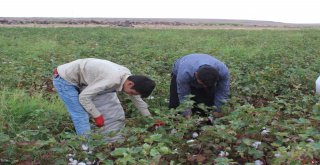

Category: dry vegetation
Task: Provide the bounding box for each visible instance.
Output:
[1,17,320,29]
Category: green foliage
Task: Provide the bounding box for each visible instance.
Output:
[0,27,320,164]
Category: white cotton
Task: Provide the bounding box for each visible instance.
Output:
[274,153,281,158]
[81,144,89,151]
[192,132,199,138]
[186,139,195,143]
[306,138,314,143]
[68,160,78,165]
[261,129,270,135]
[218,151,229,157]
[316,75,320,94]
[147,96,155,100]
[254,160,263,165]
[170,129,177,134]
[67,153,74,157]
[252,141,262,149]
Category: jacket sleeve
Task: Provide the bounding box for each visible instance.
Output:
[213,72,230,112]
[176,71,191,102]
[129,95,151,116]
[79,80,116,118]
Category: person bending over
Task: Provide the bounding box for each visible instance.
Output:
[53,58,155,136]
[169,54,229,118]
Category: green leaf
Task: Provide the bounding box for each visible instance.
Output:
[50,147,66,153]
[275,132,289,137]
[159,146,171,154]
[150,148,160,157]
[0,133,10,143]
[143,143,151,151]
[214,157,235,165]
[150,134,162,142]
[144,134,163,143]
[242,138,252,146]
[111,148,128,157]
[248,148,264,159]
[102,159,114,165]
[311,142,320,150]
[96,152,107,160]
[129,147,143,155]
[293,118,310,124]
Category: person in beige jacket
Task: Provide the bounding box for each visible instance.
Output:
[53,58,156,136]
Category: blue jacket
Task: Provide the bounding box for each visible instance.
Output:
[172,54,230,112]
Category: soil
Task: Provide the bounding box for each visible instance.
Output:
[1,17,320,30]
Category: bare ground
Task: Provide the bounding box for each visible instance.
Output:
[1,17,320,30]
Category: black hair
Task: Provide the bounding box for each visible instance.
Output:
[197,65,220,88]
[127,75,156,98]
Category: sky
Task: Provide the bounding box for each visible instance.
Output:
[0,0,319,24]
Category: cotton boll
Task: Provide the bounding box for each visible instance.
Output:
[68,160,78,165]
[186,139,195,143]
[67,153,74,157]
[147,96,155,100]
[306,138,314,143]
[261,129,270,135]
[66,153,75,161]
[170,129,177,134]
[274,153,281,158]
[81,144,89,151]
[251,141,262,149]
[316,76,320,94]
[218,151,229,157]
[254,160,263,165]
[192,132,199,138]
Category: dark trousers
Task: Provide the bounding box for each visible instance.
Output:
[169,74,214,116]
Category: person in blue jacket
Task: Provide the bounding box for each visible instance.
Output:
[169,54,230,118]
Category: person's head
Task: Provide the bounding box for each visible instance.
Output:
[123,75,156,98]
[195,65,219,89]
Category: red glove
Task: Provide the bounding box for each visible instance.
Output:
[153,120,165,127]
[94,115,104,127]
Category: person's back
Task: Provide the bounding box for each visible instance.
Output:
[57,58,131,89]
[173,54,228,79]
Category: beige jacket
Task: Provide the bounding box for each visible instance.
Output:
[57,58,151,118]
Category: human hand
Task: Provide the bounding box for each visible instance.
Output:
[153,120,165,127]
[94,115,104,127]
[146,119,165,132]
